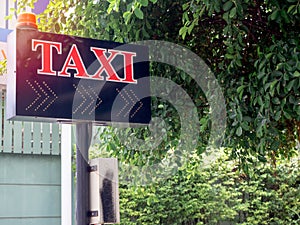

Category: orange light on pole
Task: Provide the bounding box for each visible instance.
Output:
[16,12,38,30]
[1,49,6,59]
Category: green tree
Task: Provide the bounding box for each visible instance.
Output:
[178,0,300,172]
[14,0,300,173]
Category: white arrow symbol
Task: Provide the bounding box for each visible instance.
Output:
[26,80,58,112]
[87,86,103,115]
[73,84,87,114]
[73,84,102,115]
[26,80,41,111]
[34,80,49,111]
[116,88,143,118]
[129,90,143,118]
[42,81,58,111]
[116,88,130,117]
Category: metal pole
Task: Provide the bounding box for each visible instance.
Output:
[61,124,72,225]
[76,123,92,225]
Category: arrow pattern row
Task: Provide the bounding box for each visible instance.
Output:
[26,81,144,119]
[26,80,58,112]
[73,84,103,115]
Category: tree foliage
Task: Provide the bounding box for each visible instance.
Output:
[178,0,300,170]
[0,59,6,75]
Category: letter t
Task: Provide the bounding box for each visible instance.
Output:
[32,39,62,75]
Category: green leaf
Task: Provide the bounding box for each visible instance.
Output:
[293,71,300,77]
[237,85,245,93]
[188,22,195,35]
[225,53,234,59]
[284,79,295,93]
[229,7,236,18]
[140,0,149,7]
[257,95,263,106]
[182,3,189,11]
[55,23,60,32]
[236,59,242,67]
[179,27,188,39]
[142,28,150,38]
[241,121,250,131]
[266,53,273,59]
[126,2,133,11]
[123,11,132,24]
[134,8,144,19]
[236,126,242,136]
[135,29,141,40]
[274,111,281,121]
[223,1,233,11]
[287,5,296,14]
[283,110,292,119]
[222,11,229,23]
[270,9,279,21]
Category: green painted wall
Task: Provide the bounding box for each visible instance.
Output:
[0,153,61,225]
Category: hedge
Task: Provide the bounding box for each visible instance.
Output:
[117,154,300,225]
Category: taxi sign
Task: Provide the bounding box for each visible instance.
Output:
[7,29,150,125]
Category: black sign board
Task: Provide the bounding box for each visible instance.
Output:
[7,29,150,125]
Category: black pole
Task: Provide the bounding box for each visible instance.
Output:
[76,123,92,225]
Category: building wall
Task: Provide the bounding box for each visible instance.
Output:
[0,153,61,225]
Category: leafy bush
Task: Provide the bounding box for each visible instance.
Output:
[117,154,300,225]
[238,158,300,225]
